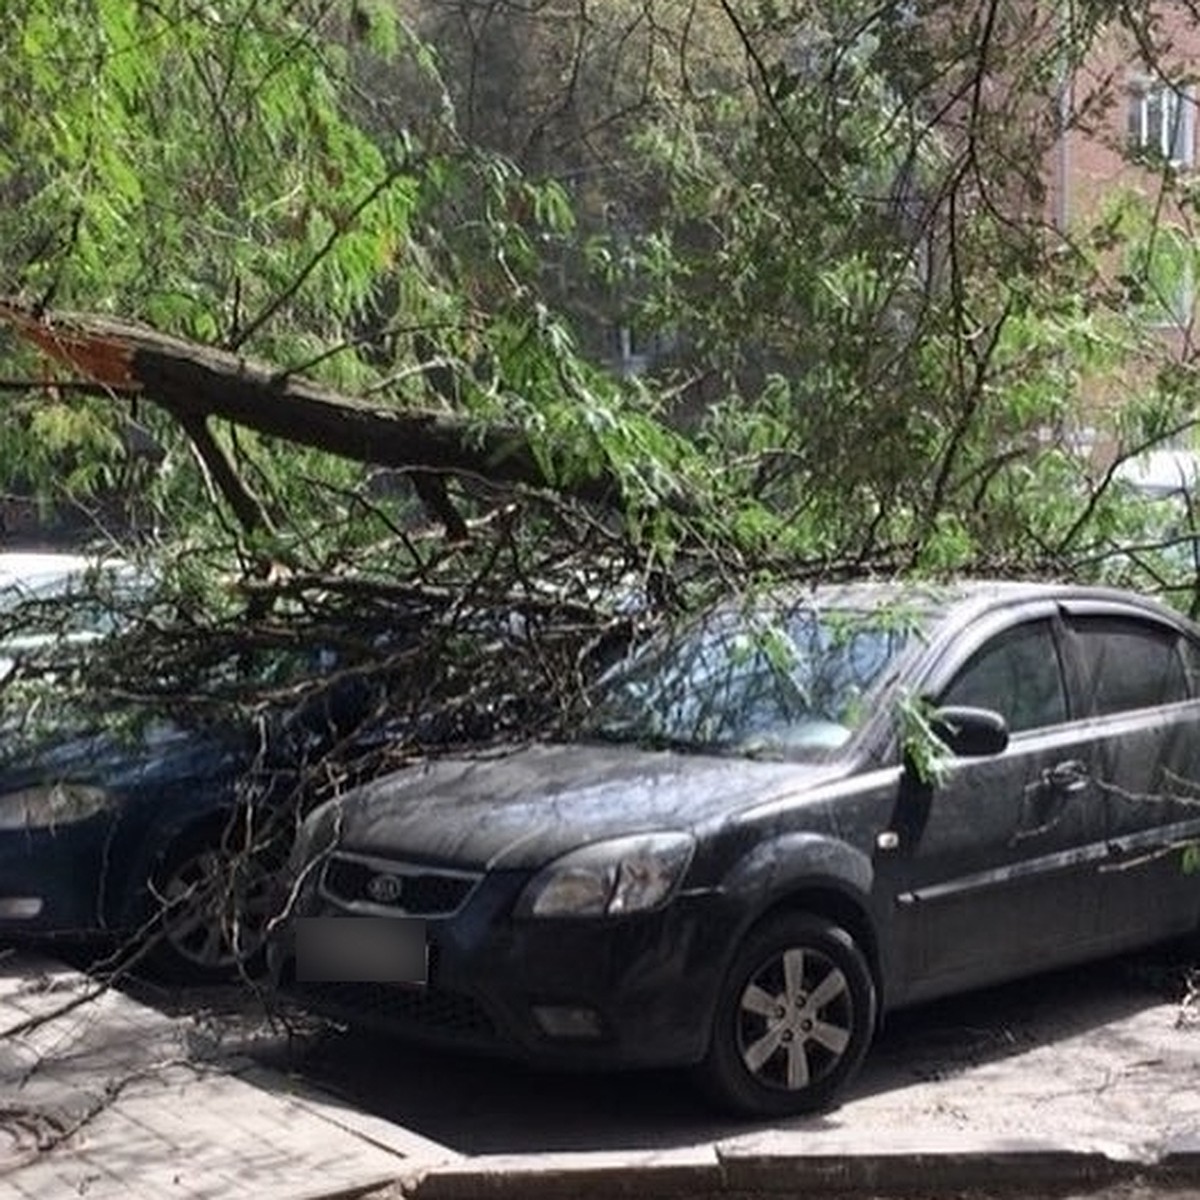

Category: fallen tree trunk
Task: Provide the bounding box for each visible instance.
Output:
[0,300,620,511]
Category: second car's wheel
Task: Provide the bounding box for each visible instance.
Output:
[148,834,279,983]
[698,912,877,1117]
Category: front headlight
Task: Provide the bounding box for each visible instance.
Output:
[0,783,116,831]
[516,832,694,918]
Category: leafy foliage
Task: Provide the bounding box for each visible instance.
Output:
[3,0,1200,999]
[3,0,1200,736]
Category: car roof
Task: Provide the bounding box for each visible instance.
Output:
[1113,448,1200,498]
[787,578,1194,630]
[0,551,136,605]
[0,551,96,589]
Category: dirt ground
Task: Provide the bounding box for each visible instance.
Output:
[112,940,1200,1162]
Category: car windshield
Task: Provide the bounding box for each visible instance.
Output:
[584,603,921,759]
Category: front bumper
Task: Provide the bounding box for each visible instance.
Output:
[271,868,737,1070]
[0,819,116,938]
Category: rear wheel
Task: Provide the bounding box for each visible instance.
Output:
[699,912,876,1116]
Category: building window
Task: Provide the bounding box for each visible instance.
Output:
[1127,78,1196,168]
[614,324,649,378]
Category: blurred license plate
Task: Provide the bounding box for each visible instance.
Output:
[295,917,427,983]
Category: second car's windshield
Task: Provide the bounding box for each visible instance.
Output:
[584,604,920,759]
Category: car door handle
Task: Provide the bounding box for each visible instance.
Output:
[1042,760,1088,793]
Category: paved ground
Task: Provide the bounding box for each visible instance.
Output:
[271,951,1200,1198]
[0,953,455,1199]
[1,947,1199,1199]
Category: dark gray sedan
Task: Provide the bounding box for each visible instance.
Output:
[270,581,1200,1116]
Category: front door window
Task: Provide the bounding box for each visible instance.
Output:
[939,621,1068,733]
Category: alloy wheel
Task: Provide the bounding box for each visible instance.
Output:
[698,913,876,1116]
[159,846,274,975]
[735,944,854,1090]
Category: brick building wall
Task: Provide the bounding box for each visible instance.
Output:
[1057,5,1200,224]
[1054,3,1200,364]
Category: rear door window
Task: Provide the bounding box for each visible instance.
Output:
[1067,616,1191,715]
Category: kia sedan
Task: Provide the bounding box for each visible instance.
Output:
[270,581,1200,1115]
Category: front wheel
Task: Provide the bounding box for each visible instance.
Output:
[147,833,280,983]
[698,912,877,1117]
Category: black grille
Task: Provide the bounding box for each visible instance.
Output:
[321,856,476,915]
[296,980,496,1037]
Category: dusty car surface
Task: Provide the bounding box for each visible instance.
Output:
[271,580,1200,1115]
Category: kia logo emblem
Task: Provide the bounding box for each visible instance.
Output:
[366,873,405,904]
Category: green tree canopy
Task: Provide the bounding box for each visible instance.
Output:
[1,0,1198,676]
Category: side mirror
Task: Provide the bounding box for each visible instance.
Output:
[929,705,1009,758]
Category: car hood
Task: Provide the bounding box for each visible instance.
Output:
[318,742,847,870]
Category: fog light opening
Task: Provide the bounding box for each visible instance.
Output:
[0,897,44,920]
[532,1004,604,1040]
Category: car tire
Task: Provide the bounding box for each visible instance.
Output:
[698,912,877,1117]
[146,825,280,984]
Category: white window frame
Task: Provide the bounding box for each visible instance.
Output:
[1128,77,1197,168]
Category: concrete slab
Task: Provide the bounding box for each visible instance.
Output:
[405,1149,722,1200]
[0,956,458,1200]
[4,950,1200,1200]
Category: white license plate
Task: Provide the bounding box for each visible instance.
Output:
[295,916,427,983]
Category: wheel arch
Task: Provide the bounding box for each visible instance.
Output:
[114,802,243,927]
[697,890,881,1115]
[749,887,883,1014]
[714,832,885,1014]
[125,800,283,981]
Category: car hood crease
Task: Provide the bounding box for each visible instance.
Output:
[325,742,844,870]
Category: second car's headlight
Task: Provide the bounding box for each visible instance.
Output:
[516,833,694,918]
[0,784,116,831]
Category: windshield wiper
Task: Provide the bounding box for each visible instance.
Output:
[583,725,731,757]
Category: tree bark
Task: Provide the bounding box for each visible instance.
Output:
[0,300,621,508]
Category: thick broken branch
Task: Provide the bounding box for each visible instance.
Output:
[0,300,621,508]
